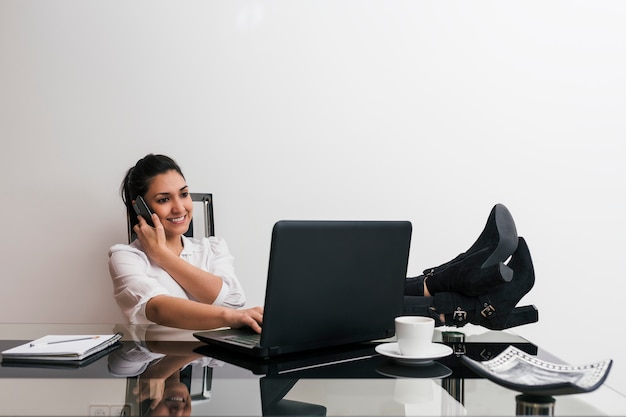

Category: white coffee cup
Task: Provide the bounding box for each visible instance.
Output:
[395,316,435,356]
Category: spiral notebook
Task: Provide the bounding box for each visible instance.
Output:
[1,333,123,363]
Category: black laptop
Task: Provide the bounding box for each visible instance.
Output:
[194,220,412,358]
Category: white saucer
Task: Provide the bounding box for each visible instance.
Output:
[375,342,453,365]
[376,361,453,379]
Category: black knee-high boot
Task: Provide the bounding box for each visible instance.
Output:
[412,203,519,297]
[403,237,538,330]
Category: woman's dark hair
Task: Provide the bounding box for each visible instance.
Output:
[121,154,185,230]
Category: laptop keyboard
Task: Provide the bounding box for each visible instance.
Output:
[223,333,261,348]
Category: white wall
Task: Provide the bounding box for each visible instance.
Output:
[1,0,625,394]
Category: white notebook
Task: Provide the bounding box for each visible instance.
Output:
[1,333,123,362]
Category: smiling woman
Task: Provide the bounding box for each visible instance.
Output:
[108,154,264,331]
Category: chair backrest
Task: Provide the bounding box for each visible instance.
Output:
[127,193,215,243]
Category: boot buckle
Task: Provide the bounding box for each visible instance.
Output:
[452,308,467,323]
[481,303,496,317]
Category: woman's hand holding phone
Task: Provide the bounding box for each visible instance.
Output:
[133,196,155,227]
[134,213,170,265]
[133,196,167,260]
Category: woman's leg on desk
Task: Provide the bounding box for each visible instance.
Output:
[403,204,538,330]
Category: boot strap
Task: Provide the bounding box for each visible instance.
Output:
[433,293,497,327]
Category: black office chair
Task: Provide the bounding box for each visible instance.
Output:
[127,193,215,243]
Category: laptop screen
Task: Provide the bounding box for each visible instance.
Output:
[259,220,412,355]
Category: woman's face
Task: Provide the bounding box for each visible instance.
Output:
[149,381,192,416]
[143,170,193,239]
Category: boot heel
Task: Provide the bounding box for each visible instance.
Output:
[481,204,519,268]
[499,305,538,329]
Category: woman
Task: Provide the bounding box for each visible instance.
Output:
[109,154,263,331]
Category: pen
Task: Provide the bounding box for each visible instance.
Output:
[29,336,100,347]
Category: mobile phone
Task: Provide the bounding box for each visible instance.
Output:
[133,196,154,227]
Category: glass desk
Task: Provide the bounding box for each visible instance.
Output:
[0,323,624,416]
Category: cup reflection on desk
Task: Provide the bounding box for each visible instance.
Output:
[394,378,440,416]
[394,378,469,417]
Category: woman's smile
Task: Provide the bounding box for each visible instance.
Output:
[168,215,187,224]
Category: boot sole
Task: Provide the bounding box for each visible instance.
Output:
[481,203,518,268]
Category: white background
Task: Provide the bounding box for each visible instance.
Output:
[1,1,625,395]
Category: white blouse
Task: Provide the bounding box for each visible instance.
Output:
[108,235,246,324]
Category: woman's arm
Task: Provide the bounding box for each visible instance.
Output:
[146,295,263,332]
[149,250,225,304]
[135,215,226,304]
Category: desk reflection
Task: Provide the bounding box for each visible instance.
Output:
[108,325,219,417]
[258,356,463,417]
[108,324,325,417]
[1,324,621,416]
